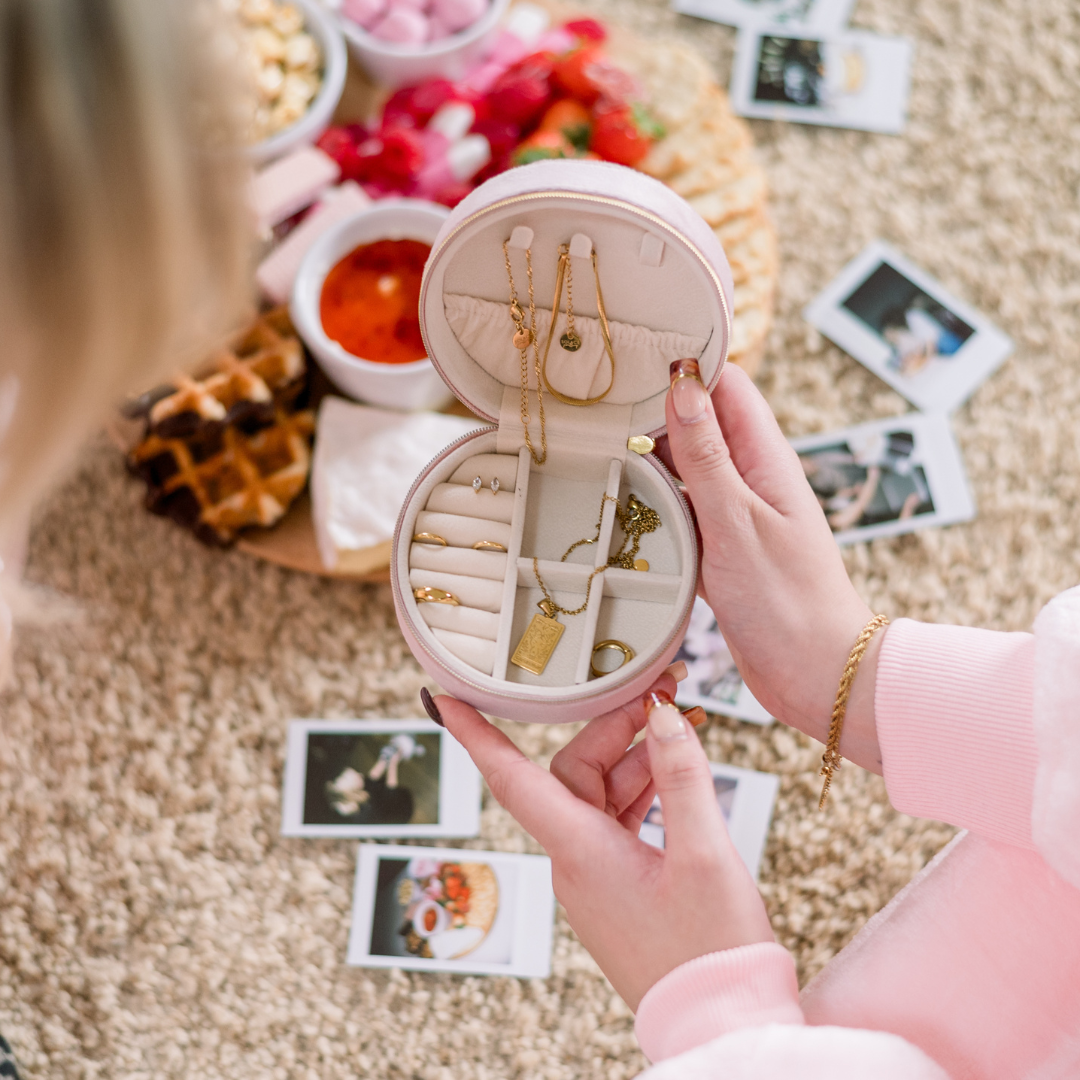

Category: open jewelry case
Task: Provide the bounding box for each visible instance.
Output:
[392,160,733,723]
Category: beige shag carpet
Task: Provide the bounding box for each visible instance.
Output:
[4,0,1080,1075]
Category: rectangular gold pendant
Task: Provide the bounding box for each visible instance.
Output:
[510,613,565,675]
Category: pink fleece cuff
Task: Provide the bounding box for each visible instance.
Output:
[875,618,1038,848]
[635,943,804,1063]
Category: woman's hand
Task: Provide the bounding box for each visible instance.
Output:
[433,677,774,1011]
[657,361,884,773]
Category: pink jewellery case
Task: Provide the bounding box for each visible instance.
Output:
[391,159,733,723]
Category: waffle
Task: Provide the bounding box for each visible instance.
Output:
[125,306,307,439]
[129,405,316,546]
[125,306,315,546]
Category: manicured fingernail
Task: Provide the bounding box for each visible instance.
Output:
[645,690,688,741]
[669,359,707,424]
[682,706,707,727]
[664,660,688,683]
[420,687,444,727]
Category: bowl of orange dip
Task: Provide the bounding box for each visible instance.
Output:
[291,199,452,409]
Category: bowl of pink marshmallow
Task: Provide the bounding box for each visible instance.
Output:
[338,0,509,88]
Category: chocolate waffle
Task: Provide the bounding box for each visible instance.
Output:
[124,306,306,438]
[125,306,316,546]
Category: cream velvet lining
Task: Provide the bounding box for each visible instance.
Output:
[403,441,689,688]
[444,294,708,406]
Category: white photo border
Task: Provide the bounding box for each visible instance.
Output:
[730,29,912,135]
[791,411,976,546]
[672,0,854,32]
[347,844,555,977]
[639,763,779,880]
[803,240,1014,413]
[280,719,482,839]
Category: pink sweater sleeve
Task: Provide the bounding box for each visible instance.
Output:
[634,944,948,1077]
[875,618,1038,847]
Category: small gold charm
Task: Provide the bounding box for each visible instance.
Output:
[634,559,649,572]
[510,600,565,675]
[560,330,582,351]
[513,327,533,349]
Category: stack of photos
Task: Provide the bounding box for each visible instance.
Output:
[281,719,482,838]
[675,597,772,724]
[348,845,555,977]
[804,241,1014,412]
[791,412,975,545]
[638,762,779,880]
[730,29,912,134]
[672,0,854,31]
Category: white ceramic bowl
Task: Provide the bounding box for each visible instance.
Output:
[337,0,510,89]
[247,0,349,166]
[291,198,454,410]
[411,898,450,938]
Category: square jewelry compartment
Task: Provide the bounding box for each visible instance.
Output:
[392,160,734,724]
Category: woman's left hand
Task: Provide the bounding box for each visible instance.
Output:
[434,677,774,1010]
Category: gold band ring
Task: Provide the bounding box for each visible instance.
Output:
[413,533,448,546]
[414,587,460,606]
[472,540,508,552]
[590,639,635,678]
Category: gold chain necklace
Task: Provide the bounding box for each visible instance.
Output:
[541,245,617,407]
[510,494,661,675]
[502,239,546,466]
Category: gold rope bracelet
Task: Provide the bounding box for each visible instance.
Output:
[819,613,890,810]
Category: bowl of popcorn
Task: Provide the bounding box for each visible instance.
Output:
[238,0,349,165]
[337,0,510,89]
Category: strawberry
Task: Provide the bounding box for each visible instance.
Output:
[588,103,663,167]
[563,17,606,43]
[553,45,637,106]
[510,129,575,166]
[537,98,591,151]
[488,53,555,126]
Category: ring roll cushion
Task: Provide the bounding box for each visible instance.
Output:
[392,160,734,723]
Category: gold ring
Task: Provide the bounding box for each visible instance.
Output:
[413,533,448,546]
[472,540,508,552]
[414,587,460,605]
[590,639,635,678]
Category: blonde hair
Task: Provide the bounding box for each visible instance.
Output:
[0,0,253,542]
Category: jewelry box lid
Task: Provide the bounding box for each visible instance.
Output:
[419,160,733,447]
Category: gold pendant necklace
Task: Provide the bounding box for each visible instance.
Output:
[502,239,546,466]
[541,245,617,407]
[510,494,661,675]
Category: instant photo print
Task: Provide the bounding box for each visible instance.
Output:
[348,845,555,977]
[672,0,854,31]
[639,763,779,880]
[792,412,975,545]
[804,241,1015,412]
[675,597,772,724]
[731,29,912,134]
[281,720,481,839]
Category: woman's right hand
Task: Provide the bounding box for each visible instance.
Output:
[657,361,884,773]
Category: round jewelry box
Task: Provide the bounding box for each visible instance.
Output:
[392,159,733,723]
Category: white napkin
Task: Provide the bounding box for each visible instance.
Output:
[311,396,483,571]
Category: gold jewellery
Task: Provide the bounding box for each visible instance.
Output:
[819,613,890,809]
[562,493,661,572]
[413,532,447,546]
[542,244,617,407]
[510,494,661,676]
[473,540,508,552]
[590,639,635,678]
[414,587,460,606]
[503,239,547,466]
